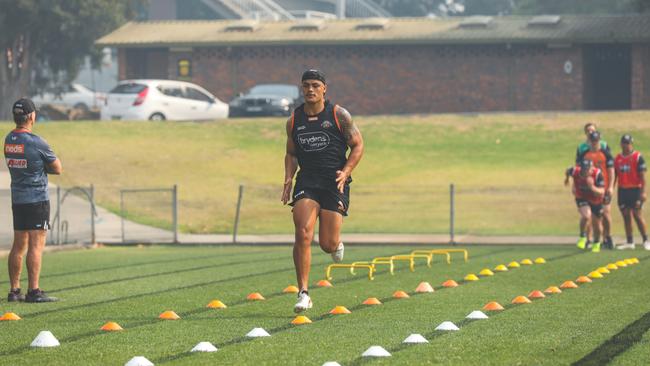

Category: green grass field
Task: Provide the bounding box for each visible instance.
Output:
[2,111,650,235]
[0,245,648,365]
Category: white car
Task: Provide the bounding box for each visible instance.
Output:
[32,83,106,112]
[101,80,229,121]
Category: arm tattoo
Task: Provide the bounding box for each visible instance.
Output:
[336,106,359,142]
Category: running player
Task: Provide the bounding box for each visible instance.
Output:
[614,134,649,250]
[577,131,615,249]
[566,159,606,252]
[282,70,364,313]
[4,98,62,302]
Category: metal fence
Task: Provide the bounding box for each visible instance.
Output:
[119,185,178,243]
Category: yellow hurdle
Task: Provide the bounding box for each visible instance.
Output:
[411,250,450,265]
[372,257,396,274]
[326,263,375,281]
[411,249,469,264]
[441,249,469,262]
[389,255,416,272]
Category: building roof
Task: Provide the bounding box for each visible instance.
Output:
[96,15,650,48]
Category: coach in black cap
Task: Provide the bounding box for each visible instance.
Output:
[4,97,62,303]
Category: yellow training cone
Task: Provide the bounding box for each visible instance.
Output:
[206,300,227,309]
[512,296,532,304]
[464,274,479,281]
[283,285,299,294]
[0,312,21,321]
[597,267,610,274]
[159,311,180,320]
[624,259,635,265]
[507,261,521,268]
[576,276,592,283]
[534,257,546,264]
[560,281,579,289]
[588,271,604,279]
[247,292,265,301]
[631,257,640,264]
[393,290,410,299]
[100,322,123,331]
[606,263,619,270]
[494,264,508,272]
[479,269,494,276]
[362,297,382,305]
[520,259,533,265]
[316,280,333,287]
[291,315,312,325]
[329,306,352,315]
[415,282,434,293]
[615,260,628,267]
[544,286,562,294]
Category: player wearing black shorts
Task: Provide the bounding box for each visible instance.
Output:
[614,134,649,250]
[282,70,364,313]
[4,98,62,302]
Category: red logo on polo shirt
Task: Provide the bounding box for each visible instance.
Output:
[6,158,27,168]
[4,144,25,154]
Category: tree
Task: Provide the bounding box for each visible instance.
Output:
[0,0,141,119]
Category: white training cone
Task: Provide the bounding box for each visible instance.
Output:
[30,331,60,347]
[435,321,460,331]
[124,356,154,366]
[322,362,342,366]
[362,346,392,357]
[246,327,271,337]
[466,310,489,320]
[191,342,218,352]
[403,334,429,344]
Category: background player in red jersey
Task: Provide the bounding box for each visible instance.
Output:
[282,70,364,313]
[614,134,649,250]
[566,159,606,252]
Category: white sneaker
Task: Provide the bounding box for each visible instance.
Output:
[617,243,635,250]
[644,240,650,251]
[331,242,344,263]
[294,292,312,313]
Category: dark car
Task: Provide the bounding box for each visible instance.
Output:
[229,84,300,117]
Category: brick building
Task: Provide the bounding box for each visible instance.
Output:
[96,15,650,115]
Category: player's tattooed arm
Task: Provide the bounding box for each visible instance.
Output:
[282,116,298,204]
[335,106,364,193]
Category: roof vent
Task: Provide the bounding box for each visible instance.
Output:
[355,18,390,31]
[458,16,493,28]
[290,19,325,32]
[224,20,260,32]
[528,15,562,27]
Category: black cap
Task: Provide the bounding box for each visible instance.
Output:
[301,69,326,84]
[580,159,593,170]
[12,98,37,116]
[621,134,633,144]
[588,130,601,142]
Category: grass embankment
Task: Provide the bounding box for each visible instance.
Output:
[2,111,650,235]
[0,245,647,365]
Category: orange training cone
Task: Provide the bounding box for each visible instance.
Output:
[363,297,382,305]
[544,286,562,294]
[206,300,227,309]
[330,306,352,315]
[101,322,124,331]
[512,296,532,304]
[393,290,410,299]
[576,276,592,284]
[159,310,180,320]
[283,285,299,293]
[442,280,459,288]
[560,281,578,289]
[528,290,546,299]
[0,312,21,321]
[247,292,265,300]
[291,315,312,325]
[483,302,505,311]
[316,280,333,287]
[415,282,434,293]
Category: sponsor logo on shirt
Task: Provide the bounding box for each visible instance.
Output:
[321,120,333,129]
[6,158,27,169]
[4,144,24,154]
[297,125,306,131]
[308,116,318,121]
[297,132,330,152]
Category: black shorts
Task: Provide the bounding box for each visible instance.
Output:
[618,188,643,210]
[576,199,603,218]
[290,184,350,216]
[12,201,50,231]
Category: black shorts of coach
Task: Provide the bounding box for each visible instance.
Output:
[12,201,50,231]
[618,188,643,210]
[575,199,603,218]
[290,184,350,216]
